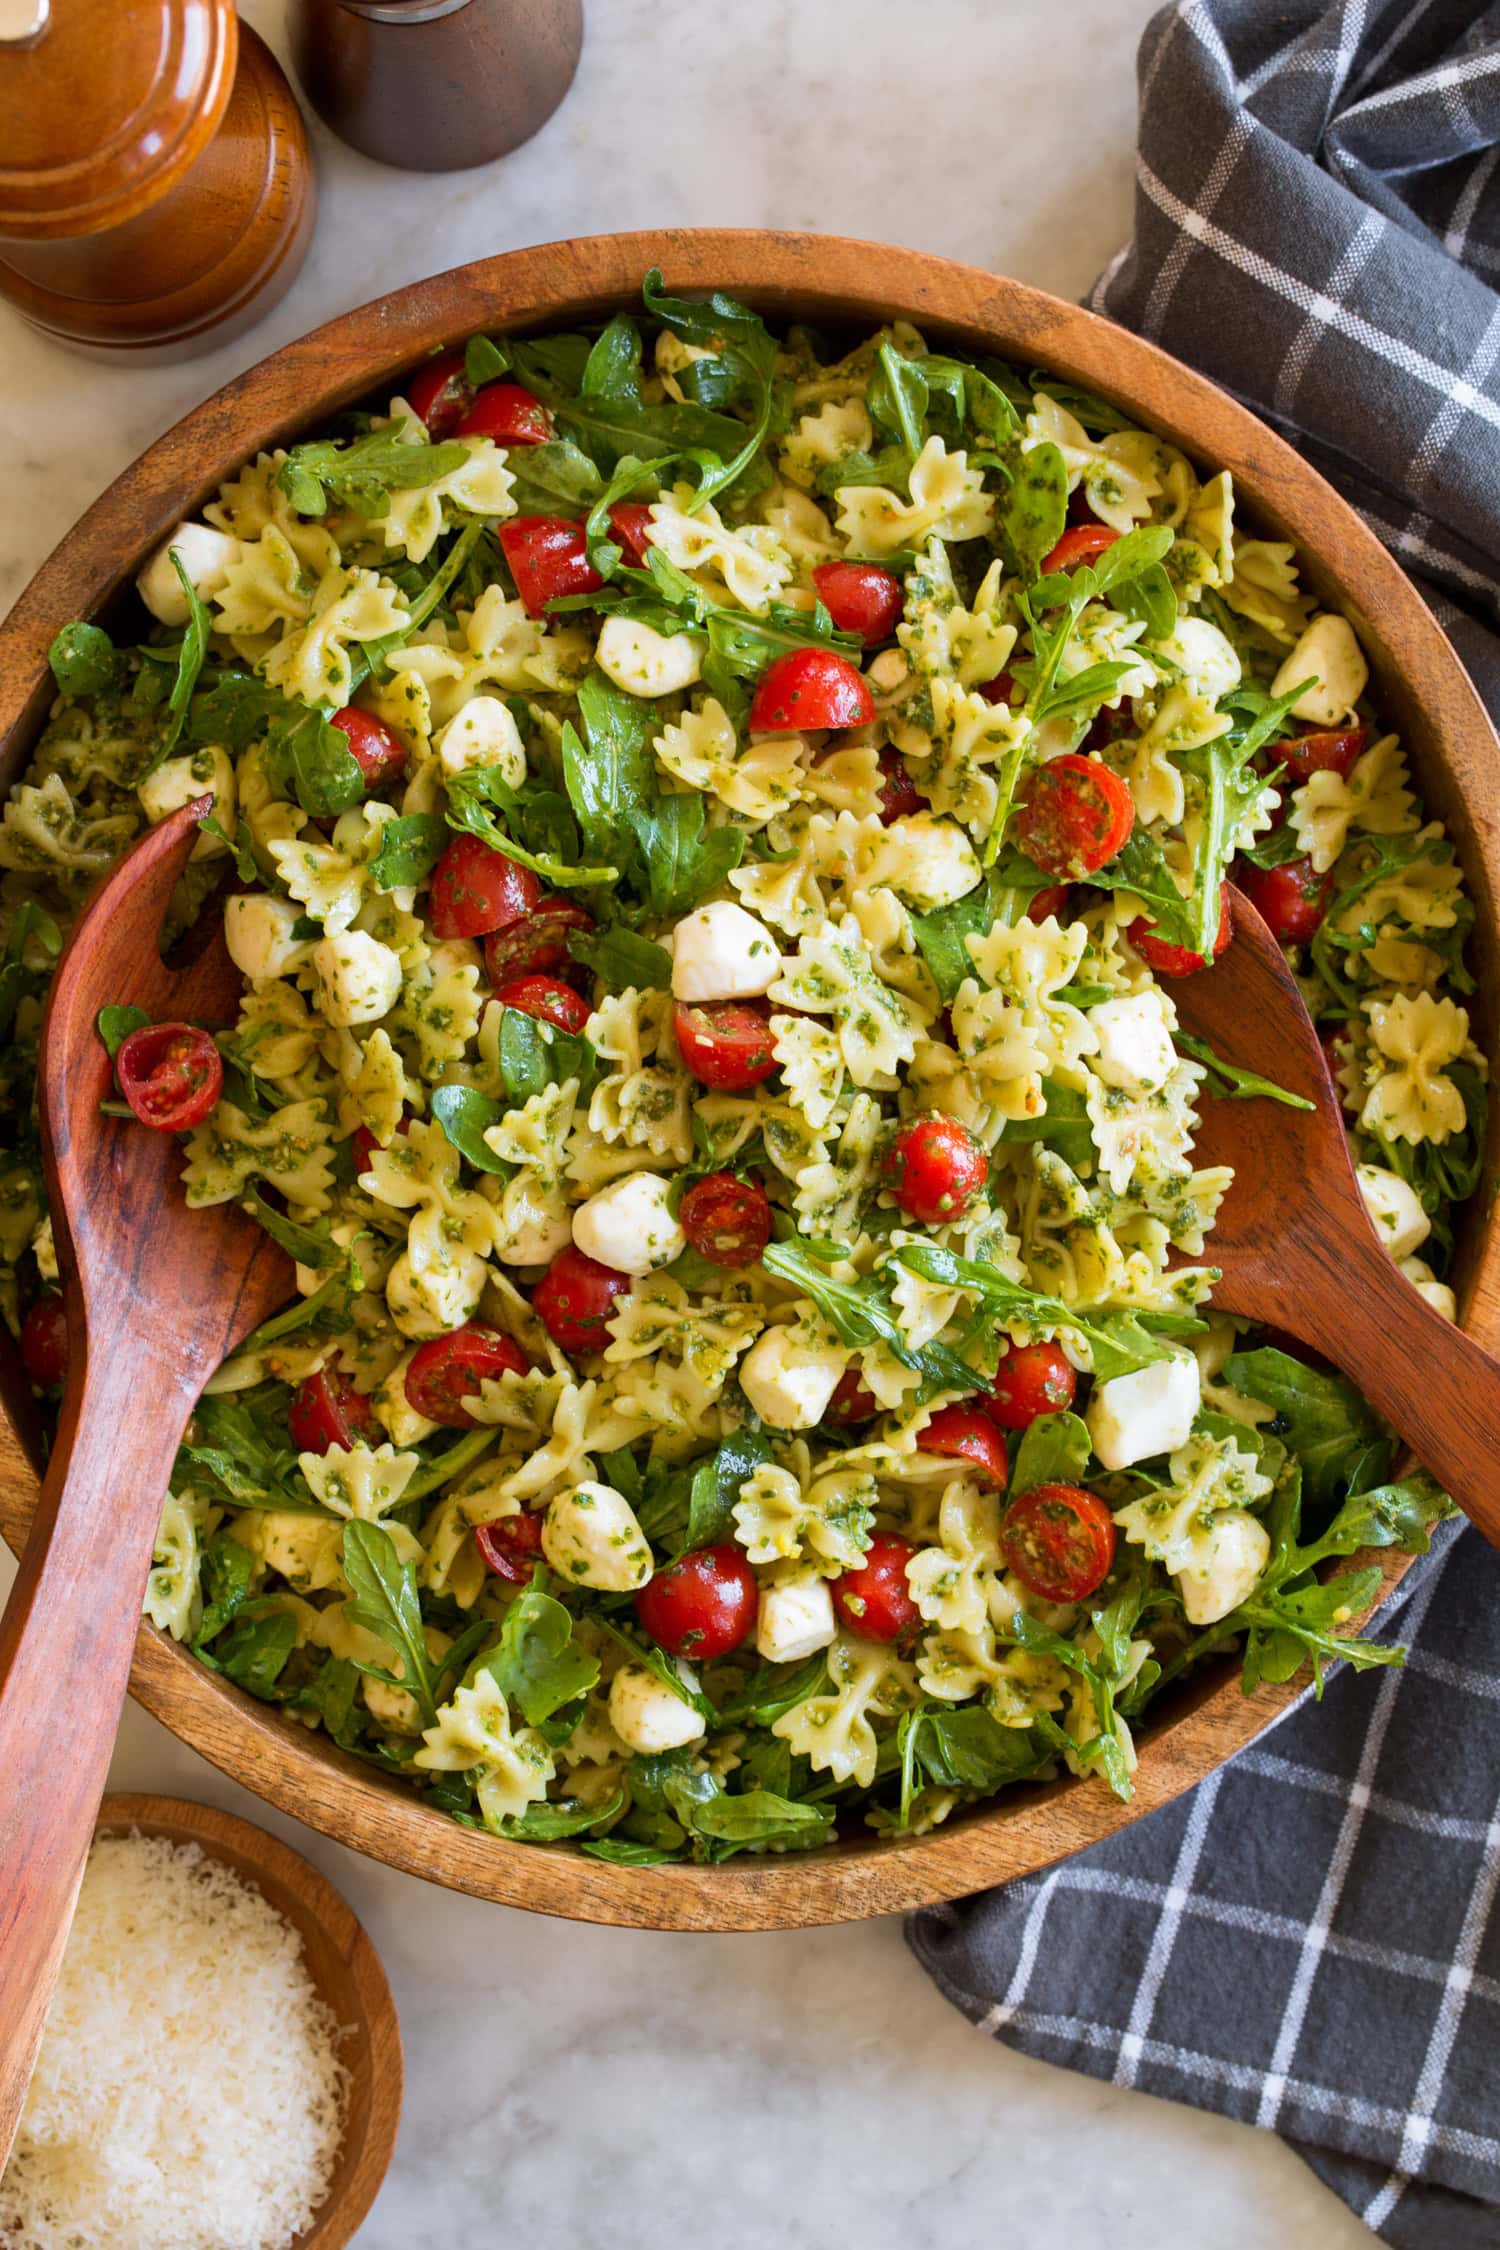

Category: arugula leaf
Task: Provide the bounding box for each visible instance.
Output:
[628,790,744,917]
[908,868,1039,1002]
[264,705,366,820]
[1008,1409,1092,1495]
[688,1789,834,1856]
[896,1704,1052,1826]
[999,1079,1096,1173]
[997,440,1068,580]
[464,336,509,386]
[504,1789,627,1842]
[240,1185,342,1268]
[568,923,673,992]
[1239,1568,1400,1695]
[207,1606,299,1698]
[288,1652,366,1751]
[564,671,656,866]
[192,1529,256,1647]
[278,426,470,518]
[1006,1613,1134,1798]
[367,812,449,890]
[1175,1030,1314,1110]
[892,1244,1200,1380]
[95,1003,150,1059]
[1023,524,1174,717]
[868,340,928,456]
[429,1084,509,1174]
[402,1426,500,1503]
[639,269,779,504]
[198,814,260,882]
[176,1386,322,1514]
[761,1236,979,1401]
[232,1241,365,1356]
[49,620,125,699]
[1225,1346,1392,1517]
[1087,826,1200,952]
[445,762,613,888]
[481,1582,599,1729]
[710,1652,830,1727]
[686,1428,772,1549]
[0,899,62,1043]
[341,1520,438,1724]
[156,553,213,762]
[582,312,645,401]
[505,436,605,517]
[499,1006,599,1101]
[597,1619,714,1721]
[921,356,1021,444]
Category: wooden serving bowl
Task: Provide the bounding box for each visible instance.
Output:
[2,230,1497,1930]
[88,1794,400,2249]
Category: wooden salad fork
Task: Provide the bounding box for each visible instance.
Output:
[0,799,289,2165]
[1172,884,1500,1547]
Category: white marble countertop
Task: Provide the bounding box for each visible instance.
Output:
[0,2,1374,2242]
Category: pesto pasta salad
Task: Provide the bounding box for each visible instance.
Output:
[0,274,1474,1859]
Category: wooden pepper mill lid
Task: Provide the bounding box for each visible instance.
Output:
[0,0,317,358]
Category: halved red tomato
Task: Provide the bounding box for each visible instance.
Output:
[1014,754,1134,878]
[116,1022,223,1131]
[673,1000,778,1090]
[404,1323,527,1428]
[1001,1482,1116,1603]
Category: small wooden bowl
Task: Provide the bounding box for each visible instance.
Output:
[90,1794,401,2250]
[1,231,1498,1930]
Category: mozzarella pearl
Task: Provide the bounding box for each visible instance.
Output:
[1174,1510,1271,1626]
[1152,617,1242,703]
[571,1173,685,1276]
[1356,1163,1430,1262]
[670,900,783,1002]
[385,1247,486,1339]
[756,1572,837,1664]
[1272,613,1369,726]
[223,894,314,982]
[738,1326,848,1430]
[138,745,236,860]
[1400,1255,1457,1322]
[136,522,240,626]
[595,615,705,698]
[542,1480,654,1591]
[1087,1353,1201,1471]
[435,695,527,785]
[1091,990,1177,1096]
[608,1663,707,1753]
[876,813,982,911]
[309,930,403,1027]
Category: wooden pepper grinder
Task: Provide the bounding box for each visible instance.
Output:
[0,0,316,358]
[290,0,582,173]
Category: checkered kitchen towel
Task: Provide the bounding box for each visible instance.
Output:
[910,7,1500,2242]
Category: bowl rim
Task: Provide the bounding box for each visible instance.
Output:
[83,1791,401,2250]
[2,226,1496,1930]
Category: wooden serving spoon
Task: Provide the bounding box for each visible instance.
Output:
[1172,884,1500,1547]
[0,799,290,2166]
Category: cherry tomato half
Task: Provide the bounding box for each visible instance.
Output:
[883,1114,988,1226]
[288,1366,378,1455]
[920,1403,1009,1483]
[1277,727,1367,787]
[1014,753,1134,879]
[406,352,473,438]
[330,705,407,791]
[116,1021,224,1132]
[352,1108,411,1177]
[1238,855,1336,943]
[876,746,924,826]
[1127,881,1232,977]
[607,501,656,569]
[679,1173,773,1268]
[429,832,542,940]
[1026,884,1072,924]
[498,515,604,617]
[674,1000,778,1091]
[826,1366,879,1425]
[494,975,592,1034]
[812,561,904,647]
[405,1323,527,1428]
[20,1294,67,1389]
[483,897,593,981]
[832,1532,920,1643]
[1040,523,1120,575]
[533,1245,631,1356]
[986,1339,1078,1431]
[748,648,874,732]
[476,1511,545,1583]
[635,1544,758,1659]
[455,381,553,446]
[1001,1482,1117,1603]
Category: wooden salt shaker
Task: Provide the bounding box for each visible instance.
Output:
[0,0,316,359]
[290,0,582,173]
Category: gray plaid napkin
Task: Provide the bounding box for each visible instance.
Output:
[909,5,1500,2241]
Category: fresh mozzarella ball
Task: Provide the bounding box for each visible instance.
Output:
[878,813,982,911]
[595,615,705,699]
[138,745,237,859]
[1087,1353,1201,1471]
[542,1480,654,1592]
[1356,1163,1430,1262]
[571,1172,685,1275]
[608,1662,707,1753]
[670,900,783,1002]
[136,521,240,625]
[1174,1510,1271,1626]
[435,695,527,784]
[386,1246,486,1338]
[370,1351,442,1446]
[310,930,403,1027]
[866,649,909,692]
[738,1326,848,1430]
[1400,1255,1457,1323]
[1091,990,1177,1096]
[756,1572,837,1664]
[502,1206,574,1267]
[1152,617,1242,703]
[1272,613,1369,726]
[224,893,314,981]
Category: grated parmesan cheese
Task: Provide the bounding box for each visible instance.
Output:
[0,1833,349,2250]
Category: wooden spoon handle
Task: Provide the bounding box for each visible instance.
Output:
[1279,1220,1500,1547]
[0,1342,191,2165]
